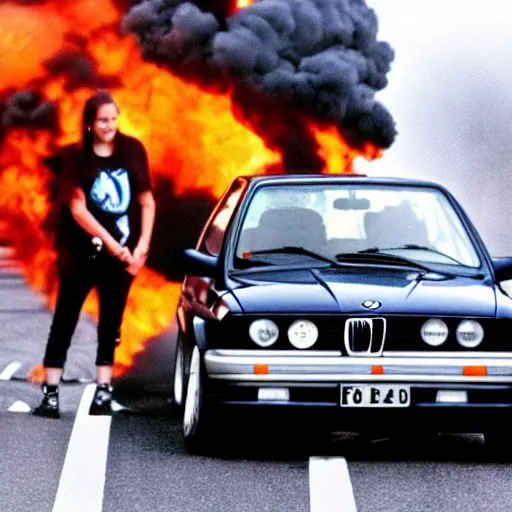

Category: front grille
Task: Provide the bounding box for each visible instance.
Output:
[344,318,386,356]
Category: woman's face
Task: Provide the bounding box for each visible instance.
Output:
[92,102,119,144]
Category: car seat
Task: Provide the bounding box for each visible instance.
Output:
[364,202,429,249]
[250,207,327,253]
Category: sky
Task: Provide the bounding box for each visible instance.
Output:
[356,0,512,256]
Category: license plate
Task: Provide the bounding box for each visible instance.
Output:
[340,384,411,407]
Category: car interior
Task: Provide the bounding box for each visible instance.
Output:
[237,207,327,255]
[236,201,430,260]
[363,202,430,249]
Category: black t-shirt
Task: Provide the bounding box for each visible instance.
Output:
[56,133,152,257]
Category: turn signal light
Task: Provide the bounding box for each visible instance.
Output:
[254,364,269,375]
[463,366,487,376]
[372,365,384,375]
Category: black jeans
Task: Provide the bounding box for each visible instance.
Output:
[43,251,135,368]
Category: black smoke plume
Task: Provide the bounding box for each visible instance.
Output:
[42,46,122,93]
[0,90,58,141]
[0,35,119,138]
[122,0,397,170]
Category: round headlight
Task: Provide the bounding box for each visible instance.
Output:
[288,320,319,349]
[249,319,279,347]
[420,318,449,346]
[456,320,484,348]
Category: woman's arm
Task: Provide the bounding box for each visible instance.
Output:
[134,190,156,257]
[69,186,133,264]
[126,190,155,275]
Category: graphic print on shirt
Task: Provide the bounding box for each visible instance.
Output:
[90,168,131,244]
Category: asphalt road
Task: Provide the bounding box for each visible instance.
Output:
[2,246,512,512]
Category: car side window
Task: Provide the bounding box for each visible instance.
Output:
[200,180,245,256]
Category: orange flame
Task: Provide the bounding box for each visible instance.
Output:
[313,125,383,175]
[0,0,382,381]
[236,0,255,9]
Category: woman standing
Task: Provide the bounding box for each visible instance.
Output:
[33,90,156,417]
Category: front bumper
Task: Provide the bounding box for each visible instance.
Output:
[204,349,512,383]
[203,350,512,430]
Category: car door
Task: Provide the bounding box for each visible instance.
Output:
[180,178,247,334]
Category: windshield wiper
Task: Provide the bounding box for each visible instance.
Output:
[362,245,466,265]
[249,246,340,266]
[335,250,433,272]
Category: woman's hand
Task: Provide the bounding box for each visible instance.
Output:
[117,246,134,265]
[105,239,134,265]
[133,241,149,261]
[125,242,148,276]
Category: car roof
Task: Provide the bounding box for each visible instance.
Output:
[238,173,448,190]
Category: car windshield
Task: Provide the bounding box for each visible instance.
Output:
[234,182,481,270]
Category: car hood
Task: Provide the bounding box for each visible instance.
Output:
[229,267,496,316]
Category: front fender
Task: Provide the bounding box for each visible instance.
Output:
[193,316,208,351]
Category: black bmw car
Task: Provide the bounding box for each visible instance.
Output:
[173,173,512,452]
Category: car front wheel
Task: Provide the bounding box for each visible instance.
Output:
[183,345,213,454]
[173,333,185,410]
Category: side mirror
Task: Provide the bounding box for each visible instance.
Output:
[493,257,512,282]
[183,248,218,277]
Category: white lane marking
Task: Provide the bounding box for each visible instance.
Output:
[0,361,22,380]
[8,400,31,413]
[52,384,112,512]
[309,456,358,512]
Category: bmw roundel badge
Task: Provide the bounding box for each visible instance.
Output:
[362,300,381,310]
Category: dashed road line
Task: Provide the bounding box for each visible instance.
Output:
[0,361,22,380]
[52,383,112,512]
[309,456,358,512]
[8,400,31,413]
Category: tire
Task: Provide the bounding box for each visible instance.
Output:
[182,346,213,454]
[173,333,185,411]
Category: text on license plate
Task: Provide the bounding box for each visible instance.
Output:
[340,384,411,407]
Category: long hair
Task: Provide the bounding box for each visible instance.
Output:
[79,90,120,179]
